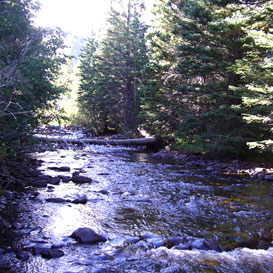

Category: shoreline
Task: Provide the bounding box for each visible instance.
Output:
[151,149,273,181]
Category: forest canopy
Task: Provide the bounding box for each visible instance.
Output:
[78,0,273,157]
[0,0,273,159]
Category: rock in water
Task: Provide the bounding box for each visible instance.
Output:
[40,248,64,259]
[48,177,61,185]
[70,227,106,244]
[71,196,88,204]
[32,246,64,259]
[16,251,31,261]
[31,180,48,187]
[71,175,92,184]
[58,175,71,182]
[48,166,71,172]
[46,198,66,203]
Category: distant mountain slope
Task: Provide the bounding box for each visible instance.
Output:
[65,33,85,67]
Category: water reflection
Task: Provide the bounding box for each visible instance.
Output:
[46,206,89,239]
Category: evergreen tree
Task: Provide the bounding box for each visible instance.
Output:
[171,0,244,155]
[174,0,273,156]
[225,1,273,153]
[140,0,183,136]
[143,0,273,157]
[78,34,103,132]
[78,0,148,134]
[0,0,67,156]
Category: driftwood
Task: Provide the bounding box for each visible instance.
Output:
[34,134,157,146]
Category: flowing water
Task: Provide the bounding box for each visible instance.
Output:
[1,144,273,273]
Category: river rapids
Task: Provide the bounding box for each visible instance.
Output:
[0,141,272,272]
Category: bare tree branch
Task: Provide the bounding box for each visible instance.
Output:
[0,38,33,89]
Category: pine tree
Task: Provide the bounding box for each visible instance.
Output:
[174,0,273,156]
[142,0,273,157]
[78,34,105,132]
[78,0,148,134]
[140,0,184,136]
[225,1,273,153]
[171,0,245,155]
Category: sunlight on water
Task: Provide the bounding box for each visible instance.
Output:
[2,144,272,273]
[46,206,92,239]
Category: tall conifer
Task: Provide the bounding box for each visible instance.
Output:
[78,0,148,134]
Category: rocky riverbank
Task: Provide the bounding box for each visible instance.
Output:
[151,149,273,181]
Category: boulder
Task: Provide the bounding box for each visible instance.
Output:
[30,170,42,177]
[70,227,106,244]
[257,172,265,180]
[40,248,64,259]
[16,251,31,261]
[32,246,49,256]
[163,237,186,248]
[71,175,92,184]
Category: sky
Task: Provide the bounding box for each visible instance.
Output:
[35,0,154,38]
[35,0,111,37]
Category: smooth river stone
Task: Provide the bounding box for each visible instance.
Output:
[70,227,106,244]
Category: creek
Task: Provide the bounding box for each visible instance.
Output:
[0,142,273,273]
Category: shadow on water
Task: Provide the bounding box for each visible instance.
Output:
[0,144,273,272]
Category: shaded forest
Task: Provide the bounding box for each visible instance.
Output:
[1,0,273,159]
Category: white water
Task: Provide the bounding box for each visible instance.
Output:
[1,143,272,273]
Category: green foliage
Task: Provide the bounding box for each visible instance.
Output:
[139,0,183,136]
[140,0,273,157]
[78,0,148,135]
[0,0,67,156]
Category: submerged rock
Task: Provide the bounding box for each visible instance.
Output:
[98,190,109,195]
[71,196,88,204]
[46,198,67,203]
[51,242,66,249]
[70,227,106,244]
[48,166,71,172]
[32,246,64,259]
[92,268,116,273]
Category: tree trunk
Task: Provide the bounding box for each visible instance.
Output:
[34,134,156,146]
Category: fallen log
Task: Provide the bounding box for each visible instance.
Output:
[34,134,157,146]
